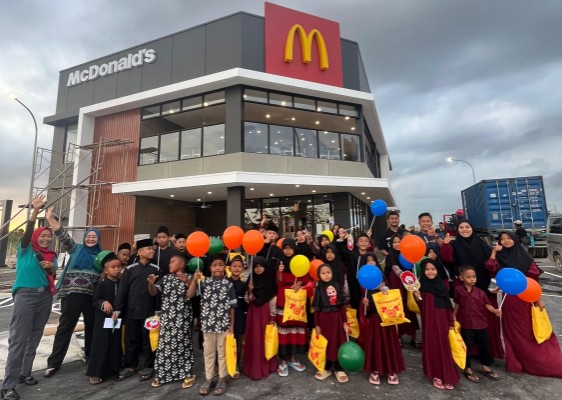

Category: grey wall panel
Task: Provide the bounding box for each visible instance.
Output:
[205,14,243,75]
[225,86,242,153]
[171,26,206,83]
[56,74,70,113]
[92,56,118,104]
[357,52,371,93]
[141,39,174,92]
[66,80,95,111]
[241,14,265,72]
[115,50,143,98]
[341,40,360,91]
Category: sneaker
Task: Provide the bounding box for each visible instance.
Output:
[1,388,20,400]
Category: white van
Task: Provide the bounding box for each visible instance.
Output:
[547,214,562,272]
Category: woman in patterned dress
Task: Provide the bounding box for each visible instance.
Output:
[148,254,196,389]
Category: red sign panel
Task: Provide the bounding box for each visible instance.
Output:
[265,2,343,87]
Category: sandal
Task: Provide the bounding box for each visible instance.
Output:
[19,376,38,385]
[368,372,380,385]
[277,363,289,377]
[478,369,500,380]
[139,368,154,381]
[213,379,227,396]
[43,367,59,378]
[182,375,196,389]
[464,371,480,383]
[444,384,455,390]
[433,378,445,390]
[89,377,103,385]
[199,380,213,396]
[388,374,399,385]
[115,368,136,381]
[232,371,240,379]
[314,370,332,381]
[288,360,306,372]
[334,371,349,383]
[151,378,162,388]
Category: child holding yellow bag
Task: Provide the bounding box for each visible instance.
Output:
[413,259,459,390]
[312,264,349,383]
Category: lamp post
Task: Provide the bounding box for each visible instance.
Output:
[446,157,476,183]
[14,97,39,218]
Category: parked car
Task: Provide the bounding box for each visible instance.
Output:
[547,214,562,272]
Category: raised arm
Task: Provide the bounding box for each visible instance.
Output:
[21,195,45,249]
[45,207,76,253]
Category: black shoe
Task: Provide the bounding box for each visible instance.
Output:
[43,367,59,378]
[18,375,38,385]
[1,388,20,400]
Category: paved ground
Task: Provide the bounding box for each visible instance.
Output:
[1,260,561,399]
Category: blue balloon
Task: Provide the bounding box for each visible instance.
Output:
[399,253,414,270]
[370,199,387,217]
[357,264,383,290]
[496,268,527,295]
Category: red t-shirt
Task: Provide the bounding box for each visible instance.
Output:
[454,284,490,330]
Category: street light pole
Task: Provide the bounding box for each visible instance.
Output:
[446,157,476,183]
[14,98,39,218]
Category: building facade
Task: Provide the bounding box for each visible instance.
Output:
[44,3,395,248]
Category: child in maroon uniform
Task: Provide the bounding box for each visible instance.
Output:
[414,259,459,390]
[454,265,501,382]
[313,264,349,383]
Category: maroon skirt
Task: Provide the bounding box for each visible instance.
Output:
[388,272,419,337]
[316,310,347,361]
[243,302,278,380]
[363,312,405,376]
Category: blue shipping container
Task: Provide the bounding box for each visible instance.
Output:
[462,176,547,231]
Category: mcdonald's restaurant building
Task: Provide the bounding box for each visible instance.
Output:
[44,2,396,248]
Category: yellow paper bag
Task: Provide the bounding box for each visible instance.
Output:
[265,324,279,360]
[448,328,467,369]
[454,320,461,334]
[308,328,328,373]
[406,290,420,314]
[531,306,553,344]
[283,289,307,323]
[346,307,360,339]
[149,328,159,352]
[372,289,411,326]
[226,333,238,377]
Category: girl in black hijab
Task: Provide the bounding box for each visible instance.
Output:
[249,256,277,306]
[494,231,534,274]
[320,243,346,292]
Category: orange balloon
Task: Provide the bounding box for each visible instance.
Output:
[242,230,265,255]
[309,259,324,281]
[517,277,542,303]
[400,235,426,263]
[276,238,285,249]
[223,226,244,250]
[186,231,210,257]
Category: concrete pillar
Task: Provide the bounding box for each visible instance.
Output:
[227,186,245,227]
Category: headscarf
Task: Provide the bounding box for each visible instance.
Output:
[70,228,102,271]
[419,259,452,309]
[281,238,297,274]
[496,231,534,273]
[384,233,402,277]
[31,227,57,262]
[426,248,449,282]
[451,219,492,291]
[250,256,277,306]
[312,264,343,312]
[320,243,345,289]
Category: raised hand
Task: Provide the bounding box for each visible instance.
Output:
[31,195,45,211]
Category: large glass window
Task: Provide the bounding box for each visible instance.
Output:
[341,134,361,161]
[318,131,341,160]
[270,125,294,156]
[161,101,180,116]
[339,104,359,118]
[159,132,179,162]
[182,96,202,111]
[204,91,225,107]
[317,101,338,114]
[139,137,159,165]
[294,96,316,111]
[244,89,267,103]
[141,105,160,119]
[244,122,268,154]
[269,92,292,107]
[203,124,225,156]
[64,124,78,163]
[294,128,317,158]
[180,129,201,159]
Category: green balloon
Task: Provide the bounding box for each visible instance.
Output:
[337,341,365,372]
[209,238,224,255]
[188,257,202,273]
[415,256,429,277]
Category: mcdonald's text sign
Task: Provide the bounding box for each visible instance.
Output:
[265,2,343,87]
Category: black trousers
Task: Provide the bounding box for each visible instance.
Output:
[124,318,154,370]
[47,293,94,369]
[461,328,492,369]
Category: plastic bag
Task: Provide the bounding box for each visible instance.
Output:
[406,290,420,314]
[448,328,467,369]
[372,289,411,326]
[226,333,238,378]
[283,289,307,323]
[264,324,279,360]
[346,307,360,339]
[149,328,159,352]
[308,328,328,372]
[531,306,553,344]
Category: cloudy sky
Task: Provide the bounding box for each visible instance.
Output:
[1,0,561,228]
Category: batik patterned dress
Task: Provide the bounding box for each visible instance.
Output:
[154,274,194,383]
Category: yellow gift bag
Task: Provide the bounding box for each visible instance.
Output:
[406,290,420,314]
[372,289,411,326]
[531,306,553,344]
[264,324,279,360]
[226,333,238,378]
[346,307,360,339]
[308,328,328,373]
[448,328,467,369]
[149,329,160,352]
[283,289,307,323]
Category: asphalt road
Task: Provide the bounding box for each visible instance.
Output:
[1,260,561,399]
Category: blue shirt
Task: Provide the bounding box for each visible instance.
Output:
[12,244,58,293]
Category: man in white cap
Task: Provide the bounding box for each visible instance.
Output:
[513,220,531,248]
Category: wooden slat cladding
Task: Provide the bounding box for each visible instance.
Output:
[90,109,140,251]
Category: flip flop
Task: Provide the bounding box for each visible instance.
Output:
[478,369,500,380]
[334,371,349,383]
[139,368,154,381]
[464,371,480,383]
[314,370,332,381]
[288,360,306,372]
[213,380,227,396]
[199,380,212,396]
[89,377,103,385]
[369,372,380,385]
[115,368,136,381]
[433,378,445,390]
[277,363,289,377]
[182,375,196,389]
[388,374,399,385]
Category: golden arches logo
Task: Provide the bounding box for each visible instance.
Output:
[284,24,329,70]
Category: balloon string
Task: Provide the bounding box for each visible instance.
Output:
[345,330,350,342]
[369,216,376,231]
[197,258,201,294]
[499,293,507,310]
[364,291,368,316]
[249,254,253,282]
